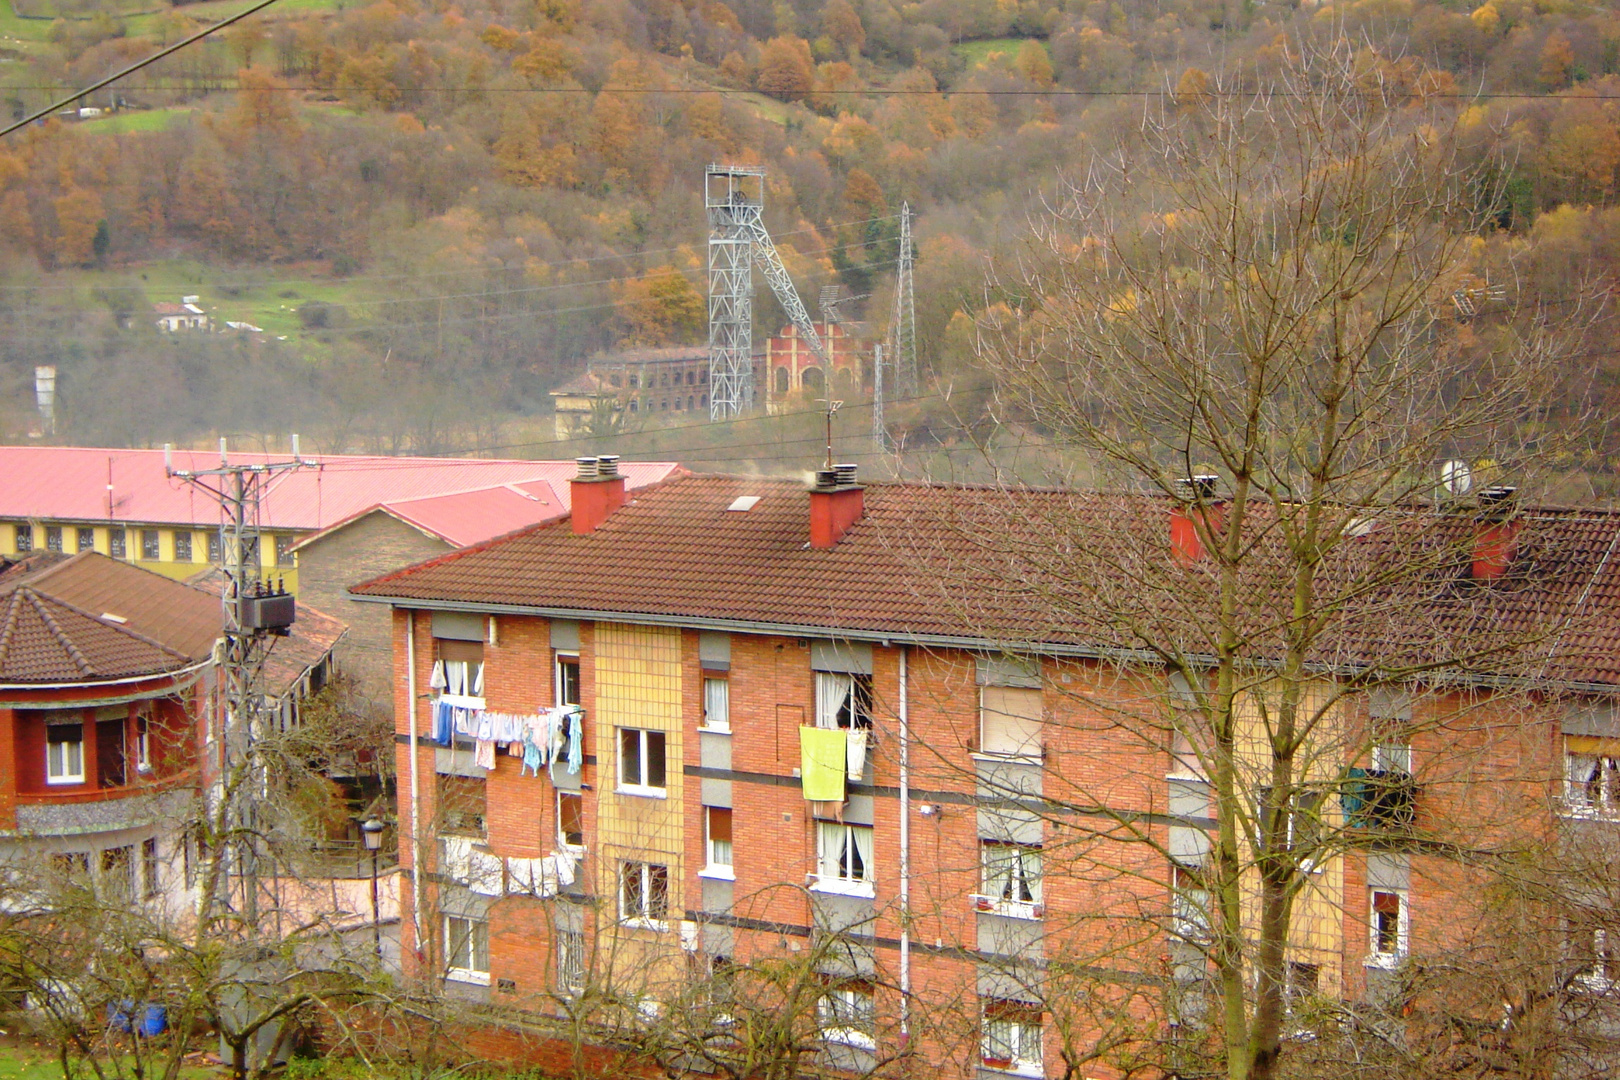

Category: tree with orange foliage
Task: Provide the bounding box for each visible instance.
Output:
[756,35,814,102]
[1539,32,1574,88]
[821,0,864,60]
[612,267,705,345]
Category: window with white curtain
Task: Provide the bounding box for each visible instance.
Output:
[818,980,875,1048]
[815,671,872,730]
[1565,736,1620,818]
[982,842,1041,904]
[704,677,730,730]
[437,639,485,698]
[981,1000,1043,1075]
[445,915,490,983]
[816,822,873,892]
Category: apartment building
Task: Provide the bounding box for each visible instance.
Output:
[350,462,1620,1077]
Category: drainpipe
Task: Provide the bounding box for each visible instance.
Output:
[406,609,422,965]
[898,645,911,1041]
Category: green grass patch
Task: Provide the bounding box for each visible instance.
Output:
[953,36,1044,67]
[722,89,792,125]
[83,104,191,130]
[0,1040,217,1080]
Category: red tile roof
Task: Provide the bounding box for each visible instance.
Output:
[349,475,1620,689]
[0,552,219,683]
[0,447,679,532]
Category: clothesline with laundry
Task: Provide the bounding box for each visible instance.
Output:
[427,660,584,776]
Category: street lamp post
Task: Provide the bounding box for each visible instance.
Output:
[361,817,385,962]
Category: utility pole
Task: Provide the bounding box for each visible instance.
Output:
[871,343,886,456]
[168,437,308,924]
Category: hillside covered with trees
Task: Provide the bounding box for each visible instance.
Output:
[1,0,1618,475]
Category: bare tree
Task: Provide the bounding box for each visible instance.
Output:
[909,34,1601,1080]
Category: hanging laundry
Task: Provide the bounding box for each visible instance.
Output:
[847,728,869,782]
[429,659,447,691]
[472,663,484,697]
[565,708,584,774]
[476,711,496,742]
[474,738,496,770]
[430,700,453,747]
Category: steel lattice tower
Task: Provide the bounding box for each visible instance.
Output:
[707,165,829,419]
[707,166,763,418]
[890,202,917,395]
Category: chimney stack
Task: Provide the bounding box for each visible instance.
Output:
[1171,475,1224,564]
[571,454,627,535]
[810,463,865,549]
[1471,485,1520,580]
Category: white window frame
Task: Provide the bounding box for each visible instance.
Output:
[1564,737,1620,819]
[978,685,1042,759]
[617,727,668,797]
[978,841,1042,917]
[46,725,85,785]
[141,837,160,899]
[619,860,670,929]
[557,925,587,993]
[134,716,152,775]
[814,821,874,897]
[818,981,876,1049]
[814,671,872,731]
[556,789,585,851]
[1573,926,1616,992]
[1367,888,1408,968]
[445,915,491,984]
[981,1000,1043,1077]
[703,806,734,879]
[702,676,730,731]
[555,652,581,707]
[1171,863,1211,943]
[1372,741,1412,774]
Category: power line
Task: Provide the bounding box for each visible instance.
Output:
[0,215,900,294]
[4,82,1618,101]
[0,0,284,139]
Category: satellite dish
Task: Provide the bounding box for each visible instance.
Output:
[1441,459,1473,497]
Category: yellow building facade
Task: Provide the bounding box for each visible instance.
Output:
[1,520,300,589]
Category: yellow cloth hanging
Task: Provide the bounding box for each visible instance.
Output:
[799,726,847,802]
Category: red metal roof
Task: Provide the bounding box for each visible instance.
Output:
[0,447,678,532]
[294,479,572,551]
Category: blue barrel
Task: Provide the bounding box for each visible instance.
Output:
[137,1005,167,1037]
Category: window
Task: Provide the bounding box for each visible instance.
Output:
[1565,736,1620,818]
[818,980,875,1048]
[46,723,84,784]
[557,790,584,848]
[75,527,95,553]
[557,926,587,992]
[619,861,670,925]
[1369,889,1407,964]
[980,687,1042,757]
[1172,864,1211,942]
[134,716,151,774]
[436,639,484,699]
[816,821,874,892]
[174,531,192,561]
[53,851,89,880]
[109,530,126,559]
[1372,742,1411,774]
[141,838,160,899]
[555,653,581,706]
[815,671,872,731]
[981,999,1042,1074]
[44,526,62,553]
[618,728,667,794]
[1258,786,1326,857]
[706,807,733,872]
[242,535,259,566]
[439,774,487,837]
[13,525,31,552]
[445,915,490,983]
[703,677,730,730]
[101,845,134,902]
[141,530,160,560]
[982,841,1041,907]
[1285,962,1320,1011]
[207,532,221,563]
[275,535,294,566]
[1572,926,1617,990]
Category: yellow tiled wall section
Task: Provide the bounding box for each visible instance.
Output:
[595,621,685,897]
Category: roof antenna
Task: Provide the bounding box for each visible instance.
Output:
[821,393,843,470]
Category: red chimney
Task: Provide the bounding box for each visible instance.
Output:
[571,455,627,535]
[810,464,864,549]
[1471,486,1520,580]
[1171,475,1224,564]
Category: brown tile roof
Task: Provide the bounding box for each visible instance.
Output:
[0,553,217,683]
[348,475,1620,689]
